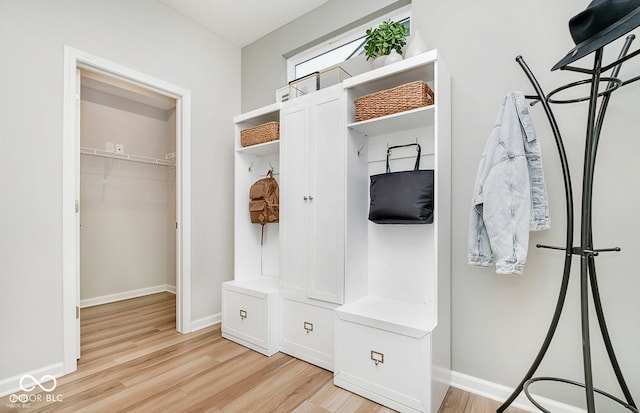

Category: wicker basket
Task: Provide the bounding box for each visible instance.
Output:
[355,81,434,122]
[240,122,280,147]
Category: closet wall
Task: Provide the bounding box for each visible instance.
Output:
[80,77,177,304]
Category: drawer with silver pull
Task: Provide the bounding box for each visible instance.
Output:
[222,287,268,349]
[280,298,335,370]
[335,319,431,411]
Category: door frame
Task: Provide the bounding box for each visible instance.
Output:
[62,46,192,374]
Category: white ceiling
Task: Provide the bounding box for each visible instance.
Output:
[158,0,331,47]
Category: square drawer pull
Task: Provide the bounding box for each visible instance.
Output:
[370,350,384,365]
[304,321,314,333]
[240,309,247,320]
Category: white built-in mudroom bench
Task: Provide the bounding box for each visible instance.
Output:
[222,50,451,413]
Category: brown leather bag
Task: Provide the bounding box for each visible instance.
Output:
[249,170,279,225]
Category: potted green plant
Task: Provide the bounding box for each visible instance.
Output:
[364,19,409,62]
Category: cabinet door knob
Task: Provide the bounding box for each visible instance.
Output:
[308,195,314,200]
[240,309,247,320]
[303,196,308,201]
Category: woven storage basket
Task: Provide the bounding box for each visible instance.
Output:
[355,80,434,122]
[240,121,280,147]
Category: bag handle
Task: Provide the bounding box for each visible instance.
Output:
[386,143,421,173]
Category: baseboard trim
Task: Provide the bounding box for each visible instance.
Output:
[191,312,221,332]
[450,371,586,413]
[80,284,177,308]
[0,363,64,398]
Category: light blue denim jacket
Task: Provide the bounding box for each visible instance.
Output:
[468,91,550,274]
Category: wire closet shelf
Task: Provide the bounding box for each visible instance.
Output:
[80,146,176,167]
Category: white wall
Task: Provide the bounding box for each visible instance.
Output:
[0,0,238,383]
[80,90,176,300]
[414,0,640,407]
[241,0,640,408]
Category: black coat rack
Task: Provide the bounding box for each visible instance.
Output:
[497,35,639,413]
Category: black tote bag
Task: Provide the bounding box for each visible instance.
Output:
[368,143,434,224]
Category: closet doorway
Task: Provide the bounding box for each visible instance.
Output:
[79,69,177,325]
[62,47,192,375]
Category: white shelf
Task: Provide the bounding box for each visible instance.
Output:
[335,295,436,338]
[233,102,280,124]
[80,146,175,166]
[223,277,280,297]
[347,105,435,136]
[343,51,437,96]
[236,140,280,156]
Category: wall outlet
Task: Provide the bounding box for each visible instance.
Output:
[115,144,124,154]
[105,142,115,153]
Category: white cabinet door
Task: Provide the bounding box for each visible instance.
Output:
[281,101,310,296]
[281,86,346,305]
[307,89,345,304]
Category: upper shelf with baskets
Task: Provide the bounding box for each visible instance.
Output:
[347,101,435,136]
[344,50,438,132]
[234,102,281,156]
[236,140,280,156]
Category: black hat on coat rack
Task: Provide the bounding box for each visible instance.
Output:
[553,0,640,70]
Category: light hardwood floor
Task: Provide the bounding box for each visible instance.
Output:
[0,293,526,413]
